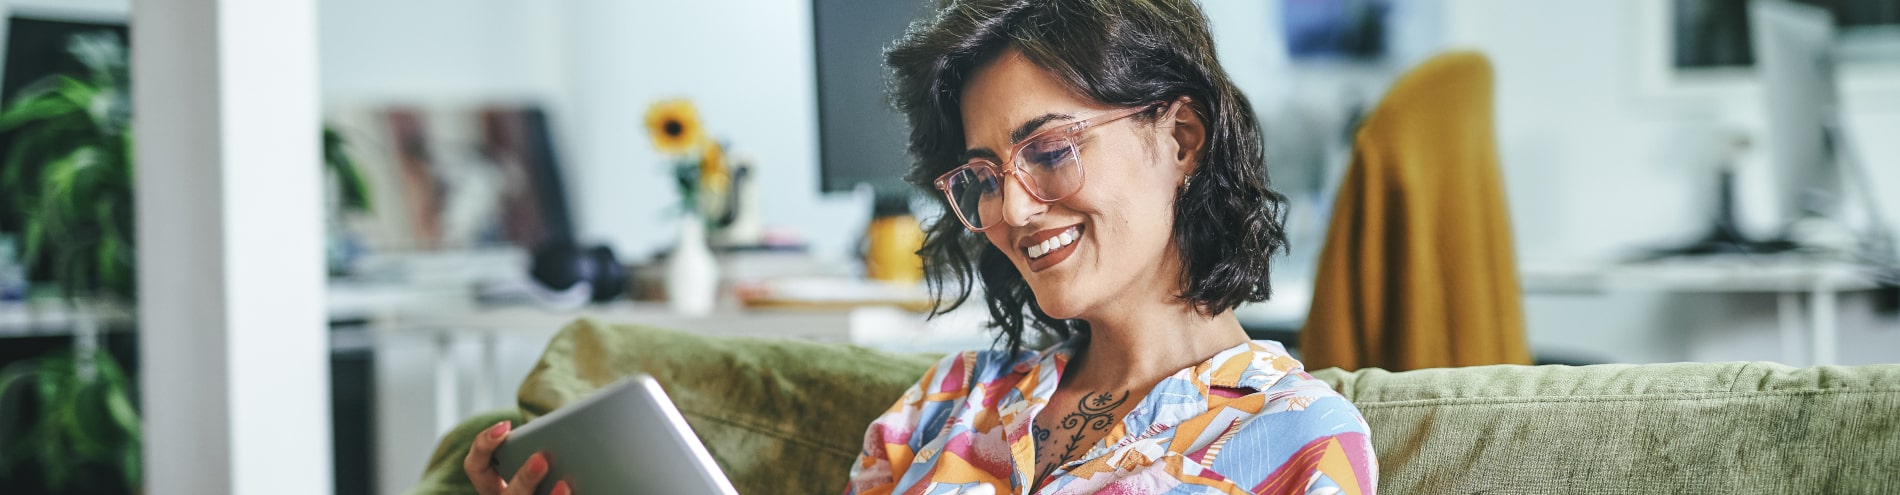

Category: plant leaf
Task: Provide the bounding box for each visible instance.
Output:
[92,351,141,490]
[323,127,373,212]
[2,114,92,197]
[0,93,80,130]
[96,231,121,292]
[34,353,71,491]
[48,76,102,120]
[17,213,42,270]
[0,361,37,477]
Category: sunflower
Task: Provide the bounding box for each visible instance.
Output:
[645,99,707,155]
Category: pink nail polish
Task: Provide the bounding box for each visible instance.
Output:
[490,422,510,439]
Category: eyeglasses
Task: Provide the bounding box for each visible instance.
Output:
[933,102,1163,232]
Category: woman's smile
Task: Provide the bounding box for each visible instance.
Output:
[1020,223,1084,272]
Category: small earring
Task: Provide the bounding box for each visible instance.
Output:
[1180,174,1192,190]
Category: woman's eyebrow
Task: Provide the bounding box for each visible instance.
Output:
[1010,113,1073,143]
[960,112,1076,163]
[960,148,999,163]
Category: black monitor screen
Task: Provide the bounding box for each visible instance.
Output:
[812,0,931,195]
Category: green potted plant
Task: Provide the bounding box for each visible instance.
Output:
[0,29,140,494]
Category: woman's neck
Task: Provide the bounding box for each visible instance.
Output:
[1061,303,1249,392]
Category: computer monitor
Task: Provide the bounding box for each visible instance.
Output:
[811,0,930,198]
[1750,0,1844,239]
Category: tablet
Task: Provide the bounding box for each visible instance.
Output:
[494,374,740,495]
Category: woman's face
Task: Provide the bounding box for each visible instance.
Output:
[958,49,1197,320]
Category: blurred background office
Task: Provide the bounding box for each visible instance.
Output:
[0,0,1894,494]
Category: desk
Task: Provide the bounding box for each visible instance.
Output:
[0,299,133,338]
[342,285,988,433]
[391,302,852,432]
[1521,256,1889,366]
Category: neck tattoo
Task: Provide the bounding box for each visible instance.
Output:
[1032,390,1129,484]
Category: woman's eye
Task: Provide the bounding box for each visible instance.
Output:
[1024,141,1073,169]
[978,175,1002,194]
[962,172,1000,197]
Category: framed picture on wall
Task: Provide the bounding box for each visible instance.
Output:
[1636,0,1900,107]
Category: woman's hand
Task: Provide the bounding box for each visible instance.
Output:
[464,421,572,495]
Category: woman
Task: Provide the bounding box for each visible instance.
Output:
[844,0,1375,494]
[462,0,1373,493]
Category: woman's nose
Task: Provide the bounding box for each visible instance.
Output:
[999,173,1046,227]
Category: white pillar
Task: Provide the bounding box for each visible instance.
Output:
[134,0,331,493]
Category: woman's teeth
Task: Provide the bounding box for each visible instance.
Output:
[1026,228,1079,259]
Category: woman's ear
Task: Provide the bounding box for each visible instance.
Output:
[1166,96,1208,173]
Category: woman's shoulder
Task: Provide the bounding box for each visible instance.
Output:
[1228,343,1366,432]
[1200,370,1377,493]
[1192,345,1372,452]
[912,346,1045,392]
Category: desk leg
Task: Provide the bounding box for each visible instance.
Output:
[477,331,499,411]
[1777,292,1804,367]
[1811,288,1838,366]
[434,332,459,435]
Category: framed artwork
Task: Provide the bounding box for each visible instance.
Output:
[328,104,574,253]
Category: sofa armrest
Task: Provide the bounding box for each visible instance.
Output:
[410,317,940,495]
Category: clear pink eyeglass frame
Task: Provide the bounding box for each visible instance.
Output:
[932,102,1165,232]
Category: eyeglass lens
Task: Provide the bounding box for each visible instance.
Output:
[942,136,1082,230]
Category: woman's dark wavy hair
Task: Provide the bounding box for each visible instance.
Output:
[886,0,1289,354]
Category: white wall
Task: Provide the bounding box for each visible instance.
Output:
[320,3,872,493]
[554,0,870,263]
[1442,0,1900,364]
[320,0,871,264]
[320,0,562,103]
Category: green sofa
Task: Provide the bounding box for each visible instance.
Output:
[407,318,1900,494]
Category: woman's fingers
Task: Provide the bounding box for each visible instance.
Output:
[463,421,512,495]
[462,422,560,495]
[503,452,552,495]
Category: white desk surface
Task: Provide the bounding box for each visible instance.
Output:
[326,278,995,351]
[376,300,859,341]
[1521,256,1888,294]
[0,299,134,337]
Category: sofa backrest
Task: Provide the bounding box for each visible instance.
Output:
[1312,362,1900,493]
[499,319,1900,494]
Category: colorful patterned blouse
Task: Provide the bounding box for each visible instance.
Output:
[843,339,1377,495]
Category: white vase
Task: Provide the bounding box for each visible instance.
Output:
[666,214,719,315]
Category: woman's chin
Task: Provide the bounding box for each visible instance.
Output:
[1032,294,1086,321]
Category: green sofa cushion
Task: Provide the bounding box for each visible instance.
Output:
[410,318,1900,494]
[1317,363,1900,493]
